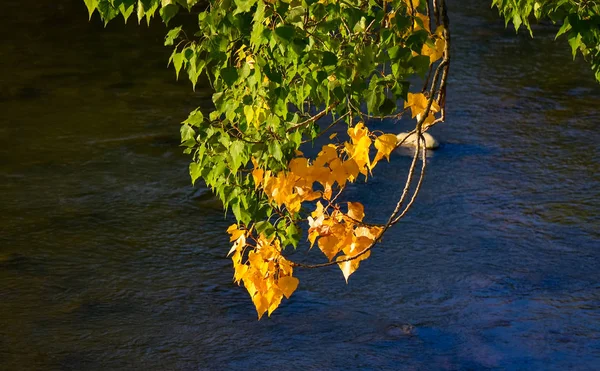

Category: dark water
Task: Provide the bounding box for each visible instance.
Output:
[1,1,599,370]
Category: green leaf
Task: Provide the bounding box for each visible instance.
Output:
[180,124,195,142]
[221,66,239,87]
[183,108,204,127]
[229,141,246,172]
[556,17,571,40]
[189,162,201,185]
[83,0,99,19]
[568,32,582,59]
[268,141,283,162]
[165,26,182,46]
[275,25,295,41]
[160,4,179,26]
[322,51,338,66]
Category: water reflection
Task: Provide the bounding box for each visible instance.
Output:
[1,1,599,369]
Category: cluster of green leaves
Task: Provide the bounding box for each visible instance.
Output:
[85,0,440,250]
[492,0,600,82]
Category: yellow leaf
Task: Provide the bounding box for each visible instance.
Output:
[355,225,382,240]
[289,157,310,178]
[245,55,255,69]
[252,168,264,189]
[435,25,445,37]
[310,165,331,186]
[248,250,267,276]
[404,93,428,118]
[421,38,445,64]
[227,233,246,256]
[267,288,284,316]
[337,250,371,283]
[343,159,360,181]
[251,292,269,320]
[347,202,365,222]
[277,276,299,299]
[229,229,245,242]
[233,263,248,283]
[347,122,368,144]
[311,201,325,219]
[329,158,348,187]
[318,235,341,261]
[373,133,398,166]
[314,144,338,167]
[403,0,419,8]
[323,182,333,200]
[255,107,267,129]
[227,224,239,235]
[414,13,430,32]
[338,260,353,283]
[243,105,254,126]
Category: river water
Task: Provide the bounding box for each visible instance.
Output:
[1,1,599,370]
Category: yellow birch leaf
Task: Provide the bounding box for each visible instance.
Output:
[347,122,368,144]
[243,105,254,126]
[308,229,319,248]
[318,235,341,261]
[227,236,243,257]
[233,263,248,283]
[289,157,310,178]
[251,292,269,320]
[347,202,365,222]
[329,158,348,187]
[226,223,239,234]
[403,0,419,8]
[285,194,303,214]
[422,112,436,127]
[252,168,264,189]
[373,133,398,166]
[415,13,430,32]
[314,144,338,167]
[255,107,267,130]
[404,93,428,118]
[342,159,360,182]
[323,182,333,200]
[248,250,265,273]
[435,25,445,37]
[296,186,321,202]
[243,273,258,297]
[338,259,354,283]
[355,226,382,240]
[337,251,371,283]
[310,165,331,186]
[311,201,325,218]
[267,288,284,316]
[277,276,299,299]
[229,229,245,242]
[353,136,372,174]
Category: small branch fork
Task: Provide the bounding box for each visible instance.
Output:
[291,0,450,269]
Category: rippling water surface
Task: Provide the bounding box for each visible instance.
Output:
[1,1,599,370]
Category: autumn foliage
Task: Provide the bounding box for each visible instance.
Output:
[83,0,452,319]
